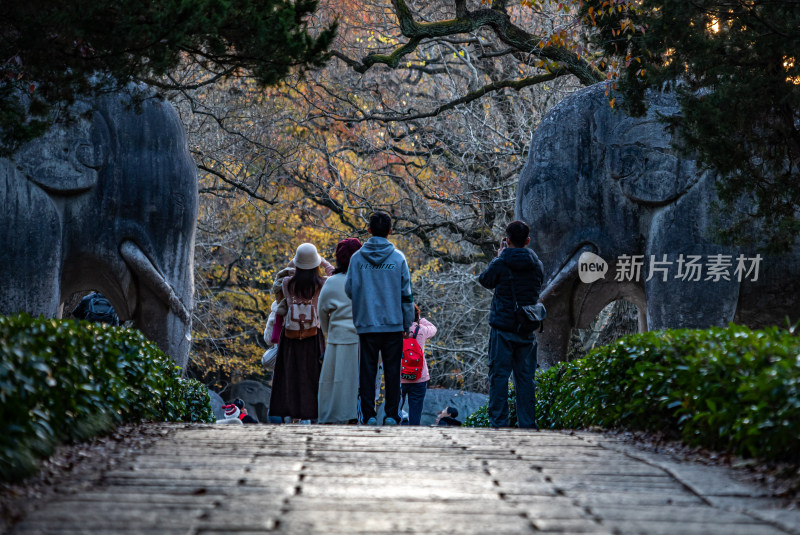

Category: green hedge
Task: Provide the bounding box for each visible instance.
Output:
[0,314,213,481]
[466,325,800,463]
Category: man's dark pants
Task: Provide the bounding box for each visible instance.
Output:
[358,332,403,423]
[488,328,538,428]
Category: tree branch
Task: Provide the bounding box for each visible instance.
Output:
[343,0,602,86]
[196,162,281,205]
[357,70,568,122]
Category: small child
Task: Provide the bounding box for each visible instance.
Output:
[400,304,437,426]
[232,398,258,424]
[217,399,258,424]
[216,403,243,425]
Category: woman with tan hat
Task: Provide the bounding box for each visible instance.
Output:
[269,243,334,423]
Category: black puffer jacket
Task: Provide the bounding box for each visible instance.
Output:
[478,247,545,333]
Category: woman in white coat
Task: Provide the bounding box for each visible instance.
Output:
[317,238,362,424]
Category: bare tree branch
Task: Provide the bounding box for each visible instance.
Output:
[357,69,568,122]
[340,0,603,85]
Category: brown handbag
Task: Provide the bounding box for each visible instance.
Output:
[284,326,318,340]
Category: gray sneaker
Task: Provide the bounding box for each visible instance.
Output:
[366,417,378,426]
[383,417,398,426]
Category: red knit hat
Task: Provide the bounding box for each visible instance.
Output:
[222,403,240,419]
[335,238,362,271]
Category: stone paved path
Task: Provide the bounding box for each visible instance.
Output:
[9,424,799,534]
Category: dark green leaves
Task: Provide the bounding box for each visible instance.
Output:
[0,313,213,482]
[0,0,337,154]
[467,324,800,464]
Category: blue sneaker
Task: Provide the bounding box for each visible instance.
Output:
[366,417,377,426]
[383,417,398,426]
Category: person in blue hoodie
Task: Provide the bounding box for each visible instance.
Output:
[345,211,415,426]
[478,220,544,429]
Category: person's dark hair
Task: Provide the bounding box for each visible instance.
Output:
[333,238,362,275]
[414,304,421,323]
[232,398,245,409]
[505,220,530,248]
[288,267,325,299]
[369,211,392,238]
[445,406,458,418]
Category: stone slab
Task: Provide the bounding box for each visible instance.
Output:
[7,425,795,535]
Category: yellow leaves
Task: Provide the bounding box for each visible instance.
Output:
[784,56,800,85]
[411,258,442,283]
[537,59,563,73]
[376,34,397,46]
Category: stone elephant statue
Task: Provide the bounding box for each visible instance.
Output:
[516,83,800,367]
[0,91,198,368]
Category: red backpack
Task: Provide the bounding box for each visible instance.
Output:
[401,324,424,381]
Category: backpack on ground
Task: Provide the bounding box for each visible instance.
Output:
[401,324,424,381]
[80,293,119,325]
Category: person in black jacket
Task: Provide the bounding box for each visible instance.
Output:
[231,398,259,424]
[478,220,544,429]
[435,406,462,427]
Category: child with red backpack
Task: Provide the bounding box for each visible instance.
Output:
[400,304,437,425]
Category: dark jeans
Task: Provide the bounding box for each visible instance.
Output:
[488,328,538,428]
[400,381,428,425]
[358,332,403,423]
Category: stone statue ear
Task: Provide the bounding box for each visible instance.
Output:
[16,109,109,194]
[605,118,703,205]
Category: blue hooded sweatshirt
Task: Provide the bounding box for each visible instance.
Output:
[344,236,414,334]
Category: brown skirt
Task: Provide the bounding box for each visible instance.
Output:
[268,329,325,420]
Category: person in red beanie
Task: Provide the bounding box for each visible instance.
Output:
[231,398,258,424]
[317,238,362,424]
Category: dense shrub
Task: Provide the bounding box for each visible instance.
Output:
[466,325,800,463]
[0,314,213,481]
[463,383,516,428]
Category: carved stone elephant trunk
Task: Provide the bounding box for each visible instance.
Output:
[0,91,198,368]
